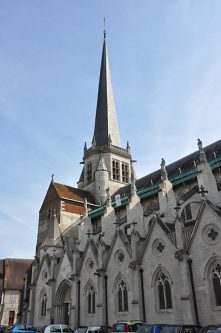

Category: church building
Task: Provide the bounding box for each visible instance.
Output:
[23,33,221,328]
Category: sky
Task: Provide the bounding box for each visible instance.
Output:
[0,0,221,259]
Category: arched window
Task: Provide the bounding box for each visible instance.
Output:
[156,272,172,309]
[41,292,47,317]
[181,204,192,222]
[87,284,95,314]
[210,263,221,306]
[117,280,128,312]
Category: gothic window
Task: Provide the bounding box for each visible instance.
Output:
[112,159,120,181]
[40,293,47,317]
[87,285,95,314]
[122,163,129,183]
[92,216,102,235]
[156,272,172,310]
[86,162,92,183]
[181,204,192,222]
[210,263,221,306]
[117,280,128,312]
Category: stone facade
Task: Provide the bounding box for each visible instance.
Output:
[0,258,32,326]
[22,35,221,328]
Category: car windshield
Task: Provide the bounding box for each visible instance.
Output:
[137,326,155,333]
[112,324,142,333]
[161,327,180,333]
[75,328,87,333]
[207,329,221,333]
[112,324,127,332]
[62,328,72,333]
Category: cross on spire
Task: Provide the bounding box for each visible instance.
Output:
[86,229,93,238]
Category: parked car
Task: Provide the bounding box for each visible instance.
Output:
[0,326,7,333]
[6,324,37,333]
[36,327,47,333]
[136,324,162,333]
[137,325,202,333]
[159,325,201,333]
[200,326,221,333]
[44,326,74,333]
[75,326,111,333]
[112,321,145,333]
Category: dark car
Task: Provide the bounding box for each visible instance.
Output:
[136,324,163,333]
[0,326,7,333]
[6,325,37,333]
[137,325,201,333]
[200,326,221,333]
[160,325,201,333]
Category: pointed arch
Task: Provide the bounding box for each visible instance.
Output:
[83,278,96,296]
[38,288,48,317]
[55,280,72,325]
[151,265,173,287]
[204,256,221,308]
[113,273,129,313]
[84,279,96,314]
[152,266,173,310]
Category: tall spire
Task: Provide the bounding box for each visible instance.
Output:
[93,33,121,147]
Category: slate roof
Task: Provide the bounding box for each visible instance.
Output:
[53,182,96,205]
[93,35,121,147]
[0,258,32,290]
[114,139,221,198]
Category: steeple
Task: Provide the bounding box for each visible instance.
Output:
[93,33,121,147]
[78,33,133,197]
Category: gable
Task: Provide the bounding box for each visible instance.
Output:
[78,238,98,275]
[104,229,132,270]
[39,181,60,220]
[140,218,177,266]
[187,201,221,252]
[55,252,72,288]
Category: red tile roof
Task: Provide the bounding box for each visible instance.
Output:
[4,258,33,290]
[53,182,96,205]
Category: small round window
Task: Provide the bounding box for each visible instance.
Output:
[203,224,220,245]
[114,250,125,266]
[152,239,166,256]
[86,258,94,271]
[42,269,48,281]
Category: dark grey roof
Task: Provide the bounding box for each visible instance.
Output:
[114,139,221,197]
[93,36,121,147]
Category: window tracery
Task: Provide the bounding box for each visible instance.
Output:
[87,284,95,314]
[117,280,128,312]
[40,292,47,317]
[156,272,172,310]
[210,263,221,306]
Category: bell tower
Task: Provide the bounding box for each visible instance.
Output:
[78,32,133,204]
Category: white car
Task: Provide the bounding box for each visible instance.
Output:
[44,325,73,333]
[75,327,111,333]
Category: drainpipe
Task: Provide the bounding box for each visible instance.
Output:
[104,274,108,326]
[139,268,146,322]
[187,258,200,325]
[77,280,81,328]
